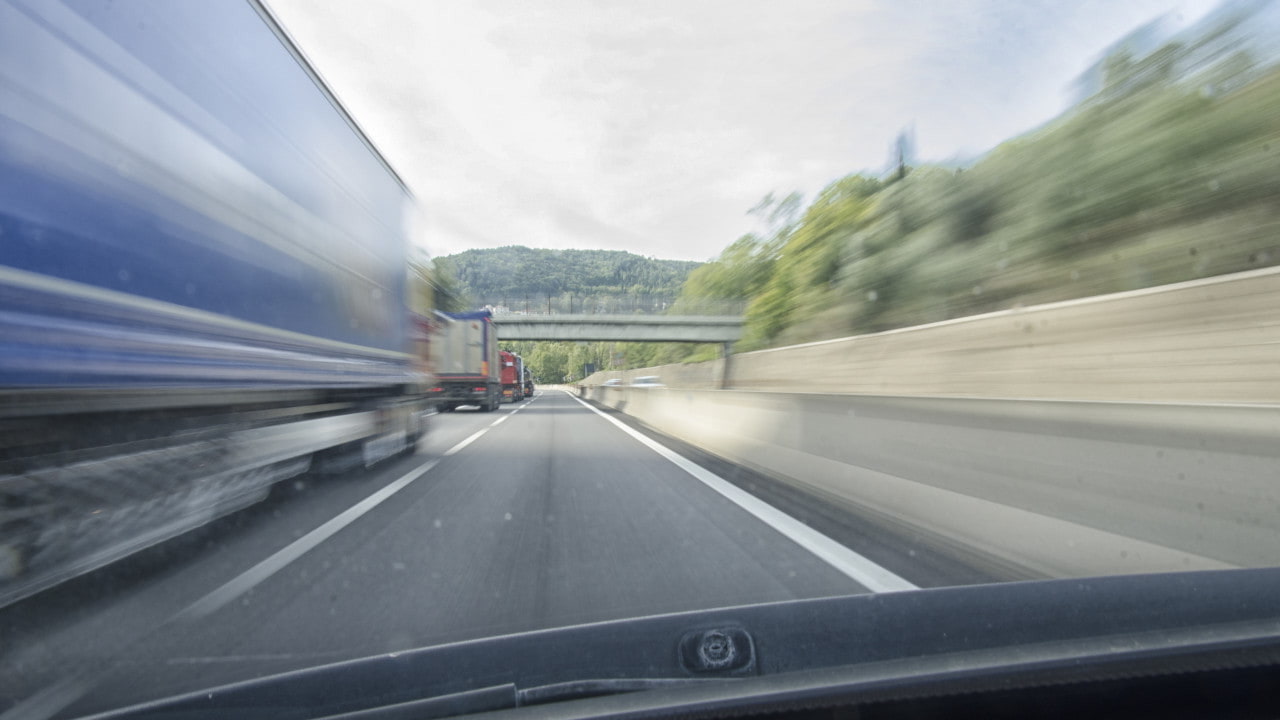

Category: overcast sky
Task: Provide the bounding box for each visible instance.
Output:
[267,0,1219,262]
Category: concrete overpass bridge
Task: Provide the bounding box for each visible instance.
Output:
[490,314,743,344]
[491,314,743,387]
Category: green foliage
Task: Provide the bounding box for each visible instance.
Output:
[658,55,1280,354]
[503,340,635,383]
[735,175,880,346]
[674,235,775,313]
[407,254,469,314]
[437,246,699,314]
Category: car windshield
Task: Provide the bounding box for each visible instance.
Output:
[3,0,1278,718]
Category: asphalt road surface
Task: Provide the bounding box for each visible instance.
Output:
[0,390,999,719]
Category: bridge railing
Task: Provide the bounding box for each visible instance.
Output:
[491,314,743,344]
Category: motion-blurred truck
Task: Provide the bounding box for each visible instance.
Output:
[523,367,535,398]
[431,311,501,412]
[0,0,434,607]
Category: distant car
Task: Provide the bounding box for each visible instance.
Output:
[630,376,664,388]
[602,378,623,387]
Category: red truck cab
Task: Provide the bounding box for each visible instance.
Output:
[499,350,524,402]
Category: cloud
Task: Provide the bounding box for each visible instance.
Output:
[267,0,1222,261]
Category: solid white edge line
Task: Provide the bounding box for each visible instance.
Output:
[0,675,98,720]
[566,391,919,593]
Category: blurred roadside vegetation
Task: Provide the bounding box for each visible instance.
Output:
[408,253,469,315]
[638,36,1280,364]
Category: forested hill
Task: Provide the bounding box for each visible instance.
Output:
[435,246,702,314]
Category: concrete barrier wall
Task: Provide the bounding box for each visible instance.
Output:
[589,359,725,389]
[584,266,1280,404]
[581,385,1280,579]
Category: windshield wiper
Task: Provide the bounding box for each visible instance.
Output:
[74,568,1280,720]
[519,678,733,706]
[311,678,734,720]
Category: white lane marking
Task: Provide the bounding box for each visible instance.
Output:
[492,396,534,419]
[178,424,496,621]
[488,396,534,425]
[175,459,440,621]
[0,675,97,720]
[566,392,918,593]
[445,429,489,456]
[5,420,515,720]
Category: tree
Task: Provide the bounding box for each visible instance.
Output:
[526,342,570,383]
[409,255,469,314]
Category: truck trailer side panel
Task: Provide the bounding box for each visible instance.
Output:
[0,0,416,390]
[0,0,431,607]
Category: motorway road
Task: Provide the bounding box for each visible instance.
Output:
[0,390,996,718]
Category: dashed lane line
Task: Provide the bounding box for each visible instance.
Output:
[7,406,534,720]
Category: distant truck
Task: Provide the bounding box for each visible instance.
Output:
[523,367,535,398]
[431,311,501,412]
[499,351,525,402]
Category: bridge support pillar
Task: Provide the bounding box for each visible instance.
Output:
[720,342,733,390]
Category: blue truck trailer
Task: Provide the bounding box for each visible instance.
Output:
[0,0,433,606]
